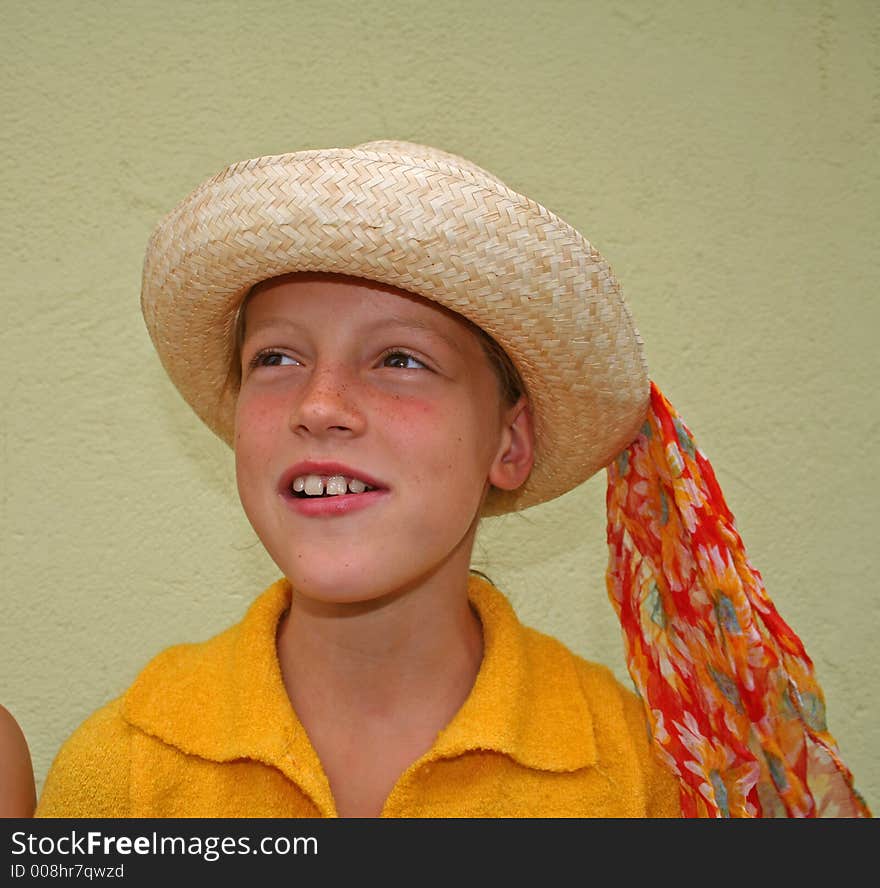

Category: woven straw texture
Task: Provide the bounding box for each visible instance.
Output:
[141,141,649,514]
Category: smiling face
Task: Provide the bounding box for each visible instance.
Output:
[233,272,533,605]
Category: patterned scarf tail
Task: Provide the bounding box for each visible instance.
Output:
[605,381,870,817]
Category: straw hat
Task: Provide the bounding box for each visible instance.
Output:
[141,140,649,515]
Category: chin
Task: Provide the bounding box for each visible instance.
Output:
[280,564,399,606]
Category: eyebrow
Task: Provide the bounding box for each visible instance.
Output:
[367,313,469,353]
[242,316,300,338]
[242,313,469,354]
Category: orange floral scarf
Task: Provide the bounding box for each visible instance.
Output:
[606,381,870,817]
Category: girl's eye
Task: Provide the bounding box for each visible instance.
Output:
[249,350,298,369]
[381,351,428,370]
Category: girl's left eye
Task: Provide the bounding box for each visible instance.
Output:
[381,351,428,370]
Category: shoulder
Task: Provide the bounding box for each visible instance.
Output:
[37,580,292,818]
[35,696,135,818]
[519,623,649,735]
[34,626,238,819]
[520,624,682,817]
[518,619,631,698]
[0,704,36,817]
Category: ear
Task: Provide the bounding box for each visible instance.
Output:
[488,395,535,492]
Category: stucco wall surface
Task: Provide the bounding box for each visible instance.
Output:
[1,0,877,814]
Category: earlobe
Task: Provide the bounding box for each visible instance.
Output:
[488,396,535,492]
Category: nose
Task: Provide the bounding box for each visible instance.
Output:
[289,363,366,438]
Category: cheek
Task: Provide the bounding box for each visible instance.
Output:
[385,395,498,478]
[381,396,449,449]
[235,390,288,441]
[233,391,289,477]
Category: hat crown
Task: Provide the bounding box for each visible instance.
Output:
[353,140,509,188]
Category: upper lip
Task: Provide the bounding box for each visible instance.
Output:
[278,461,387,495]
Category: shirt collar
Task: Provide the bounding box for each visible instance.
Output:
[432,575,597,771]
[123,574,597,787]
[123,578,335,810]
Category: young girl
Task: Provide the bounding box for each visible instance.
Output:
[35,140,869,818]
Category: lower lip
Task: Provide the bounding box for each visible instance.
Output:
[280,489,388,517]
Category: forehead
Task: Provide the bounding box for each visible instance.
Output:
[242,272,485,350]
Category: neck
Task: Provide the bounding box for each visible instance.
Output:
[275,562,483,726]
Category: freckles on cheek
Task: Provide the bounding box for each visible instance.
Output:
[390,398,475,469]
[386,397,440,442]
[234,392,289,460]
[237,391,287,430]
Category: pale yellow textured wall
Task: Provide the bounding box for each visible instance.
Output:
[2,0,877,814]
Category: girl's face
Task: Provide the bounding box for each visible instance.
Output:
[234,272,532,604]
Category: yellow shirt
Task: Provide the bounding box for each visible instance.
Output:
[36,575,681,817]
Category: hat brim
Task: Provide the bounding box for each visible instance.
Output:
[141,143,649,515]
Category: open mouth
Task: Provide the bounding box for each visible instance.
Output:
[290,474,378,499]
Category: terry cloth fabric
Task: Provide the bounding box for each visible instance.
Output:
[35,575,680,818]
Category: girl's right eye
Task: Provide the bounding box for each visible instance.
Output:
[248,350,299,369]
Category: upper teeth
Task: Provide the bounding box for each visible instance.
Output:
[292,474,371,496]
